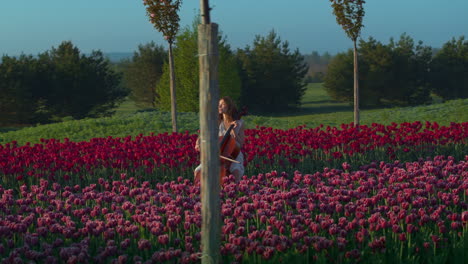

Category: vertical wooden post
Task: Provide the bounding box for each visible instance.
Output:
[168,42,178,132]
[199,22,220,264]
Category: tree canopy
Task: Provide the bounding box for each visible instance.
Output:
[236,30,308,113]
[156,23,241,112]
[430,36,468,100]
[143,0,182,44]
[122,42,167,108]
[0,41,128,124]
[324,34,433,107]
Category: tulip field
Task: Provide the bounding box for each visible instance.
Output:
[0,121,467,263]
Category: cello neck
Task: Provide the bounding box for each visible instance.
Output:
[220,123,235,148]
[219,106,247,147]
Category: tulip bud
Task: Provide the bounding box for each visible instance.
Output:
[462,211,468,222]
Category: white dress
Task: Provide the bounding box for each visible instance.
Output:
[194,120,245,177]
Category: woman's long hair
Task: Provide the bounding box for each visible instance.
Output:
[218,96,239,124]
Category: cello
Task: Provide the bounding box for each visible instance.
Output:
[194,107,247,185]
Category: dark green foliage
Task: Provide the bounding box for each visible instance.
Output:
[40,41,128,119]
[157,25,198,112]
[0,55,48,124]
[358,37,392,106]
[156,23,242,112]
[385,34,433,106]
[430,36,468,100]
[122,42,167,108]
[236,30,308,113]
[0,41,128,124]
[324,35,433,107]
[323,50,355,102]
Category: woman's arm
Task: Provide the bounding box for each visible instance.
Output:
[230,120,245,148]
[195,137,200,152]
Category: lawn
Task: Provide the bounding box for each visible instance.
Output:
[1,83,467,145]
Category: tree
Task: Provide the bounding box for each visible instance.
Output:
[0,41,126,124]
[236,30,308,113]
[385,34,432,106]
[324,35,432,107]
[156,22,242,112]
[430,36,468,100]
[143,0,182,132]
[0,55,47,124]
[329,0,365,126]
[122,42,167,108]
[323,50,355,102]
[40,41,127,119]
[358,37,394,107]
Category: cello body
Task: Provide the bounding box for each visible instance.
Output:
[193,133,240,185]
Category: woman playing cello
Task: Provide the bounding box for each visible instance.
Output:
[194,96,245,183]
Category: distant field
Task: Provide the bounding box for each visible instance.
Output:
[113,97,141,115]
[110,83,353,116]
[257,83,468,128]
[278,82,352,116]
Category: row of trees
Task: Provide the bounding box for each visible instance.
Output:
[123,25,308,114]
[0,42,128,125]
[324,35,468,107]
[0,26,308,126]
[2,34,467,124]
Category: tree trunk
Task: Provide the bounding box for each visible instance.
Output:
[353,40,360,127]
[168,42,178,132]
[198,22,221,264]
[152,78,157,108]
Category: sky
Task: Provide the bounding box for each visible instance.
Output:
[0,0,467,56]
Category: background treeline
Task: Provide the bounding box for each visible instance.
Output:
[0,41,128,125]
[122,25,308,114]
[1,31,467,125]
[324,34,468,107]
[303,51,333,83]
[123,31,467,113]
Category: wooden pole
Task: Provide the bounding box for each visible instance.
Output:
[353,40,360,127]
[199,21,220,264]
[200,0,211,24]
